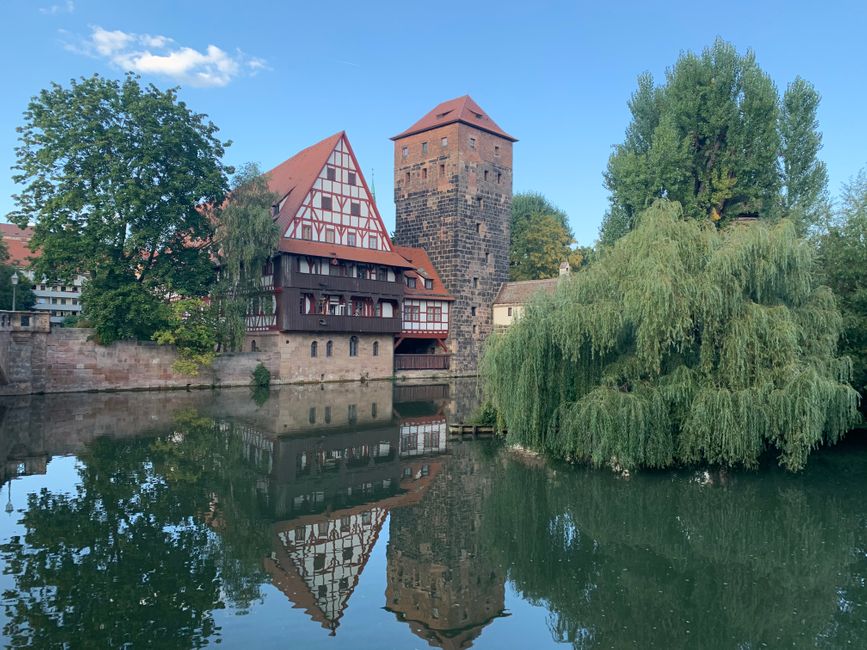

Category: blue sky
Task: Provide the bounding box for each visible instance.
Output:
[1,0,866,245]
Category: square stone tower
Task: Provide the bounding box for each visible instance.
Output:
[392,96,515,373]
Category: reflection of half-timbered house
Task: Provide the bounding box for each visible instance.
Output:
[243,132,453,381]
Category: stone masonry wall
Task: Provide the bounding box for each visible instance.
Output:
[394,122,512,373]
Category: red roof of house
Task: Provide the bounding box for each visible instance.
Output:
[393,245,454,301]
[0,223,38,267]
[266,131,345,236]
[494,278,560,305]
[280,239,414,269]
[391,95,517,142]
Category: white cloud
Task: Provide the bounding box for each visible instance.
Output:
[66,26,267,88]
[40,1,74,15]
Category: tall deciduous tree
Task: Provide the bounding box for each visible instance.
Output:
[819,171,867,400]
[511,192,578,280]
[484,200,859,471]
[601,39,826,245]
[213,163,280,351]
[7,73,232,341]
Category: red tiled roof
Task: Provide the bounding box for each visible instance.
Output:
[266,132,345,236]
[493,278,559,305]
[279,239,414,269]
[391,95,517,142]
[393,245,454,301]
[0,223,38,267]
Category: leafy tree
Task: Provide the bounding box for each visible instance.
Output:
[781,77,830,233]
[81,272,169,343]
[0,266,36,311]
[153,298,218,376]
[483,200,859,471]
[601,39,825,245]
[510,192,577,280]
[213,163,279,351]
[819,171,867,400]
[7,73,232,341]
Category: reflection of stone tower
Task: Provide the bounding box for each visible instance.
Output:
[393,96,515,373]
[385,444,506,649]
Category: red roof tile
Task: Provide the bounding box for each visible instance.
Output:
[0,223,38,267]
[493,278,559,305]
[266,132,345,236]
[279,239,414,269]
[391,95,517,142]
[393,245,454,301]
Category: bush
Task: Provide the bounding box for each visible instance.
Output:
[153,299,217,376]
[251,363,270,388]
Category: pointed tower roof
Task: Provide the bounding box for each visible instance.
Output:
[391,95,517,142]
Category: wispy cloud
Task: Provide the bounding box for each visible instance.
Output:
[64,26,267,88]
[40,0,74,15]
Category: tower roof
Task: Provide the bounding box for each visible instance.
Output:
[391,95,517,142]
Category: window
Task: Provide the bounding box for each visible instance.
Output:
[321,196,333,211]
[484,170,489,181]
[440,163,445,177]
[348,171,356,185]
[405,276,417,288]
[348,403,357,424]
[405,171,410,183]
[424,279,433,290]
[324,406,332,423]
[441,136,448,147]
[471,306,477,317]
[507,307,513,317]
[368,238,379,250]
[302,224,312,240]
[495,145,500,156]
[472,324,477,334]
[469,137,476,149]
[373,341,379,356]
[427,304,442,322]
[349,336,359,357]
[347,232,357,247]
[422,167,427,179]
[324,228,335,243]
[314,554,325,571]
[326,167,336,181]
[350,202,361,216]
[473,277,478,288]
[421,141,428,154]
[475,223,482,234]
[497,172,502,184]
[372,402,378,418]
[308,407,316,424]
[326,340,333,357]
[311,341,318,357]
[402,146,408,158]
[404,304,420,321]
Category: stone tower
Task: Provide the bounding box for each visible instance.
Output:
[392,96,515,373]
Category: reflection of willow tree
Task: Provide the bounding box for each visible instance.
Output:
[0,411,273,647]
[483,447,867,648]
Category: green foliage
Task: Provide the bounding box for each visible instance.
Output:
[213,162,280,351]
[602,39,827,245]
[470,401,499,426]
[153,298,217,376]
[251,362,271,388]
[0,265,36,311]
[483,199,859,471]
[510,192,577,280]
[82,272,170,343]
[7,73,231,338]
[818,171,867,399]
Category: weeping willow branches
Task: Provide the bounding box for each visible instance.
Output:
[482,200,860,471]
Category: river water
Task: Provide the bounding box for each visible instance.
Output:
[0,380,864,649]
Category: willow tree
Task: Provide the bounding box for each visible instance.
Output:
[213,163,279,351]
[482,200,859,471]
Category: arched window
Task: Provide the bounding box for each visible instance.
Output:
[326,340,333,357]
[349,336,359,357]
[372,341,379,357]
[251,340,258,352]
[310,341,318,358]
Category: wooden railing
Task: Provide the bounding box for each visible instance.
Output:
[394,354,451,371]
[283,312,402,334]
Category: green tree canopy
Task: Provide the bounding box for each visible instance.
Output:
[483,199,859,471]
[819,171,867,399]
[7,73,232,341]
[601,39,827,244]
[212,162,280,351]
[510,192,578,280]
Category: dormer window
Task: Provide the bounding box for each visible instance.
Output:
[424,279,433,290]
[405,276,417,288]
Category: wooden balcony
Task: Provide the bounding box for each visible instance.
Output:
[394,354,451,371]
[283,312,402,334]
[288,273,403,298]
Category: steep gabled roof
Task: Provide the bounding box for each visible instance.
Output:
[391,95,517,142]
[493,278,559,305]
[279,239,414,268]
[0,223,38,267]
[393,245,454,301]
[266,131,345,236]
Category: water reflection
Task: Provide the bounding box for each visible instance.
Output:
[0,382,864,648]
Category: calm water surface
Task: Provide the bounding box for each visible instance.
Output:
[0,381,864,649]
